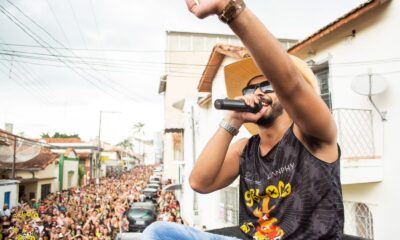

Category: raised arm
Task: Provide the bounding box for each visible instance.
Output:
[185,0,337,157]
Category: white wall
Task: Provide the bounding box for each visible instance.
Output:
[294,2,399,239]
[0,180,19,208]
[163,133,179,181]
[62,160,79,190]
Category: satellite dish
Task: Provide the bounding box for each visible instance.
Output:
[351,73,387,96]
[351,71,388,121]
[0,139,41,163]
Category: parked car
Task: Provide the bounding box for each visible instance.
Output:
[149,175,161,182]
[143,187,158,201]
[116,232,142,240]
[146,183,160,190]
[148,180,160,185]
[153,172,162,177]
[126,202,157,232]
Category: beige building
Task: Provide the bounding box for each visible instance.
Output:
[0,132,80,202]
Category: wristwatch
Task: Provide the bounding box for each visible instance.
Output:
[218,0,246,24]
[219,120,239,136]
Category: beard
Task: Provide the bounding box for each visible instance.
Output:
[256,100,283,127]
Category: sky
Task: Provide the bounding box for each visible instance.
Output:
[0,0,366,145]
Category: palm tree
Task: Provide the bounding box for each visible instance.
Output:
[132,122,145,164]
[132,122,145,137]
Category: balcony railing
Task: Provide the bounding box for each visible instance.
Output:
[332,108,383,184]
[333,108,376,160]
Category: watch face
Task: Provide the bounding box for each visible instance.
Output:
[219,0,245,23]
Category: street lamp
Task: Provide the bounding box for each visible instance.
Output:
[95,110,120,184]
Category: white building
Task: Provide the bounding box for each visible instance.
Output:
[0,180,19,209]
[288,0,397,239]
[160,31,243,193]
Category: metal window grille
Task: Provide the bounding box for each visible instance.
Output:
[40,184,51,200]
[221,187,239,225]
[344,201,374,239]
[333,109,375,159]
[315,67,332,110]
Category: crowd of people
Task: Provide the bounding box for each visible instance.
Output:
[0,165,185,240]
[156,191,185,225]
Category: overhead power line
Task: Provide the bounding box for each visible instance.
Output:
[0,42,215,53]
[1,42,400,68]
[0,39,60,100]
[0,62,51,105]
[0,4,113,97]
[0,3,147,102]
[0,48,209,68]
[66,0,87,48]
[5,0,150,103]
[0,51,208,78]
[0,49,208,74]
[45,0,71,45]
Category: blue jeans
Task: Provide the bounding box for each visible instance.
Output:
[141,222,241,240]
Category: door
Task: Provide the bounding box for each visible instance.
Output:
[4,192,10,207]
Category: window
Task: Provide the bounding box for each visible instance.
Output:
[41,184,51,200]
[220,187,239,225]
[173,132,183,161]
[68,171,74,188]
[19,185,25,202]
[344,201,374,239]
[313,63,332,110]
[29,192,35,200]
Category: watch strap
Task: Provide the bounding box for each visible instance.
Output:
[219,120,239,136]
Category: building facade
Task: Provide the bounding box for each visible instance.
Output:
[288,1,396,239]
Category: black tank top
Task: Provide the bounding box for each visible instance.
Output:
[238,126,344,240]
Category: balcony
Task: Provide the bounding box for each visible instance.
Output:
[333,108,383,184]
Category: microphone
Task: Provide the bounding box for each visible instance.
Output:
[214,99,263,113]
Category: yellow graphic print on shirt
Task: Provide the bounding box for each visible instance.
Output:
[240,181,291,240]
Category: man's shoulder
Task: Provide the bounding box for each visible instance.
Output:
[230,137,250,154]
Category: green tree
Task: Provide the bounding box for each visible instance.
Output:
[50,132,80,138]
[78,165,85,186]
[116,138,134,151]
[40,132,50,138]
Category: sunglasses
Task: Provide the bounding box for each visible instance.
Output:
[242,81,274,95]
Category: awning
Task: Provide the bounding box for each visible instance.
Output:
[20,177,56,183]
[162,183,182,192]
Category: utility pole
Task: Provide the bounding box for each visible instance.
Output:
[96,110,103,184]
[96,110,120,184]
[12,137,17,179]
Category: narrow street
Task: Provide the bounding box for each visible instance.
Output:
[1,165,184,239]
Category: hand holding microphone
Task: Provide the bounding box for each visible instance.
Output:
[214,98,270,113]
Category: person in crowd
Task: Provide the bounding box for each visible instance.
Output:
[0,204,10,218]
